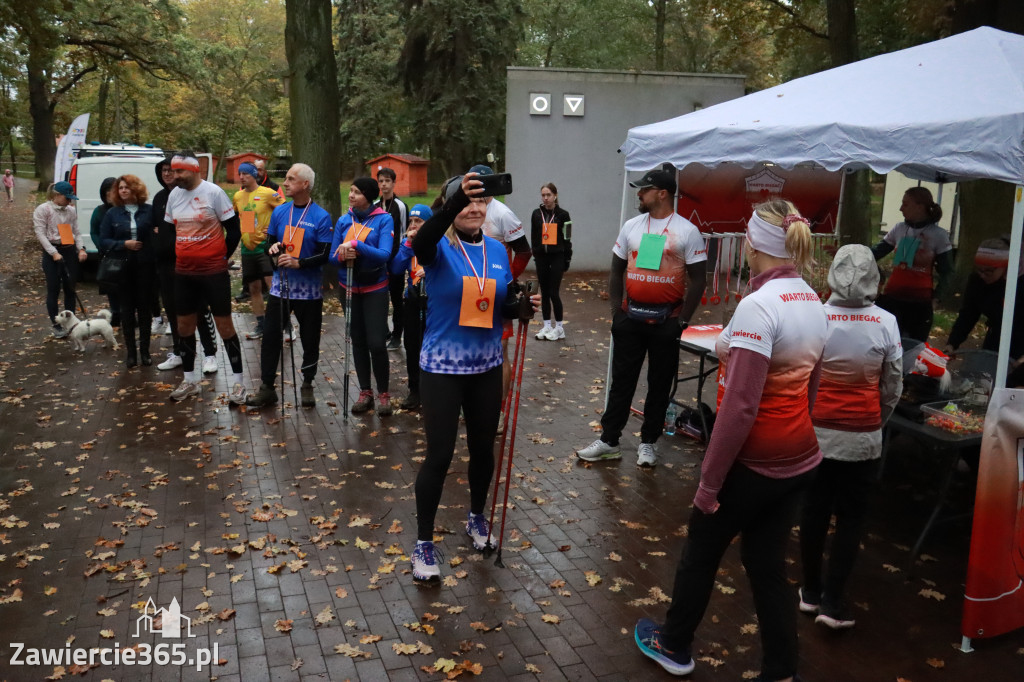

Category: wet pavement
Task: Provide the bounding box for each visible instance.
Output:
[0,179,1021,681]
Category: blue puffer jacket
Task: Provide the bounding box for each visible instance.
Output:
[330,206,394,293]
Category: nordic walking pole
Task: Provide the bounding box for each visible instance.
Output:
[494,317,529,568]
[487,308,526,549]
[278,253,288,409]
[282,266,299,407]
[342,262,354,423]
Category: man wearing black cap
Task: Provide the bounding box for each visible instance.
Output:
[376,166,408,350]
[576,166,707,468]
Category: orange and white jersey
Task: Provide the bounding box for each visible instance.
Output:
[613,212,707,306]
[715,275,827,465]
[811,303,901,431]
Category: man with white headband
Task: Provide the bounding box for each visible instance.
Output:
[945,236,1024,387]
[576,166,707,468]
[164,150,248,404]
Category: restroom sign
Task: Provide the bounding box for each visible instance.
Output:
[529,93,551,116]
[563,94,585,117]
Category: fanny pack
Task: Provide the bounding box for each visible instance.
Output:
[625,298,676,324]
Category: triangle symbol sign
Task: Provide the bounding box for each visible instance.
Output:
[565,96,583,112]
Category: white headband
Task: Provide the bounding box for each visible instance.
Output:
[746,212,790,259]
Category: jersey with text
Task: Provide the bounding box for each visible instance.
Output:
[882,222,951,300]
[266,201,334,300]
[234,185,283,254]
[811,303,901,431]
[166,180,236,275]
[420,236,512,375]
[613,213,707,309]
[715,276,827,466]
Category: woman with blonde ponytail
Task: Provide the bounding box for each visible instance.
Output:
[636,198,827,682]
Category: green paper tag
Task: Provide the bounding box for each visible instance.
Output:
[636,233,666,270]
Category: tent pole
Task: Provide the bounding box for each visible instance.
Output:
[994,185,1023,388]
[606,166,632,410]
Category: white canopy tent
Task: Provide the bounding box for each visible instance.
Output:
[620,26,1024,387]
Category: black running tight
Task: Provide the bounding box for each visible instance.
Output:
[415,366,503,541]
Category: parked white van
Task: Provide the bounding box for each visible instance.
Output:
[68,145,214,255]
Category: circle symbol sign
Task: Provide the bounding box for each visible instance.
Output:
[529,93,551,116]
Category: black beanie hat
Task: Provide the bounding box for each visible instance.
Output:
[352,177,379,204]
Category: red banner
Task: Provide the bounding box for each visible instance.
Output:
[675,163,843,235]
[962,388,1024,640]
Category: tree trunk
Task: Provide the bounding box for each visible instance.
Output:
[285,0,341,219]
[27,47,56,190]
[97,75,109,143]
[826,0,859,66]
[654,0,667,70]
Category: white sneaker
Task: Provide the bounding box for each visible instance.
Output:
[150,316,164,333]
[162,321,171,335]
[169,380,200,401]
[535,326,554,340]
[550,326,565,340]
[466,513,495,551]
[228,383,247,405]
[285,327,296,343]
[576,439,621,462]
[411,541,442,581]
[637,443,658,467]
[157,352,182,371]
[202,355,218,374]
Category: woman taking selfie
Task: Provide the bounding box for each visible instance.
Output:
[100,175,156,367]
[530,183,572,340]
[409,172,537,581]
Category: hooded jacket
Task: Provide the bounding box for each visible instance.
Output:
[90,177,117,255]
[812,244,903,460]
[151,158,176,261]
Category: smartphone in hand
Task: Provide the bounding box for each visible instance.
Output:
[478,173,513,198]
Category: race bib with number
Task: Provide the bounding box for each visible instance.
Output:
[635,233,666,270]
[240,210,256,234]
[283,226,305,255]
[458,276,497,328]
[58,223,74,245]
[542,222,558,245]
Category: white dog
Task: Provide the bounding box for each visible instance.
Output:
[55,309,119,352]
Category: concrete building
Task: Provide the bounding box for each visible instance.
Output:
[504,67,745,270]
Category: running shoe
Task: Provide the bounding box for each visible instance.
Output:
[798,587,820,615]
[352,390,374,414]
[300,381,315,408]
[150,316,164,333]
[52,324,68,339]
[634,618,694,676]
[576,439,621,462]
[637,443,658,467]
[411,541,442,581]
[466,512,495,550]
[228,383,247,406]
[377,392,393,416]
[550,326,566,340]
[169,380,200,401]
[202,355,218,374]
[157,352,182,371]
[535,326,554,340]
[815,603,856,629]
[245,384,278,407]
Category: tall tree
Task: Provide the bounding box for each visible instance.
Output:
[398,0,524,175]
[335,0,408,178]
[285,0,341,217]
[0,0,191,189]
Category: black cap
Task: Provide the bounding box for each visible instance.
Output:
[629,168,676,195]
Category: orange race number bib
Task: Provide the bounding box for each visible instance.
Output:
[58,223,74,245]
[240,210,256,234]
[283,226,305,255]
[542,222,558,245]
[458,277,497,328]
[344,223,370,243]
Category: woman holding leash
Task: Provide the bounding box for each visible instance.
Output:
[408,172,538,581]
[100,175,156,367]
[33,181,86,338]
